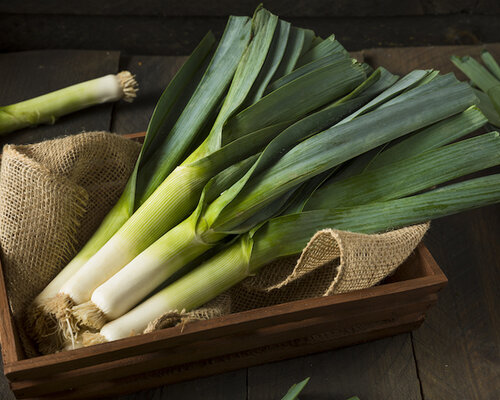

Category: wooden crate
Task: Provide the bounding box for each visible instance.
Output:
[0,242,446,399]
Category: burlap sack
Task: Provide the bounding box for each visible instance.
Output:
[0,132,141,356]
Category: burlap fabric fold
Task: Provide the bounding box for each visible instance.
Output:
[0,132,141,356]
[0,131,428,355]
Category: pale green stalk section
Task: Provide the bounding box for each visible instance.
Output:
[305,132,500,210]
[481,50,500,80]
[0,73,130,135]
[100,236,253,341]
[100,174,500,341]
[87,155,257,320]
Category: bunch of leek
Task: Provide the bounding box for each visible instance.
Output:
[31,7,378,348]
[451,50,500,127]
[75,71,496,337]
[31,8,500,351]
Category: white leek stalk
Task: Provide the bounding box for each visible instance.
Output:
[0,72,138,135]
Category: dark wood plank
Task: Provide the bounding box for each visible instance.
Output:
[413,207,500,399]
[0,50,120,147]
[0,354,15,400]
[3,0,500,16]
[111,55,187,134]
[10,293,437,397]
[0,0,425,17]
[2,14,500,56]
[248,334,423,400]
[24,314,425,400]
[0,252,22,365]
[113,370,247,400]
[362,43,500,78]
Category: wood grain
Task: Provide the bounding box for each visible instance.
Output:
[4,245,443,383]
[2,0,500,17]
[10,294,438,397]
[2,14,500,56]
[248,334,423,400]
[18,314,426,400]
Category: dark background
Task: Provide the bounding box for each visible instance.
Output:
[1,0,500,55]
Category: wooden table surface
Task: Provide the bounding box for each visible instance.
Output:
[0,45,499,400]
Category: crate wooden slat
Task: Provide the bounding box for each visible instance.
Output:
[0,241,447,399]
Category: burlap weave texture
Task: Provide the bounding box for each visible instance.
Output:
[0,132,141,356]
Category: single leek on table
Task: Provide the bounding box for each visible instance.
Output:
[0,71,138,135]
[451,51,500,126]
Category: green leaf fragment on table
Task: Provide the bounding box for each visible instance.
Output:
[281,377,310,400]
[473,88,500,127]
[481,50,500,80]
[451,54,500,115]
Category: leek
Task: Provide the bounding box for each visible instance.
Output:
[451,54,500,117]
[281,377,310,400]
[0,71,138,135]
[59,56,365,307]
[481,50,500,80]
[96,174,500,342]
